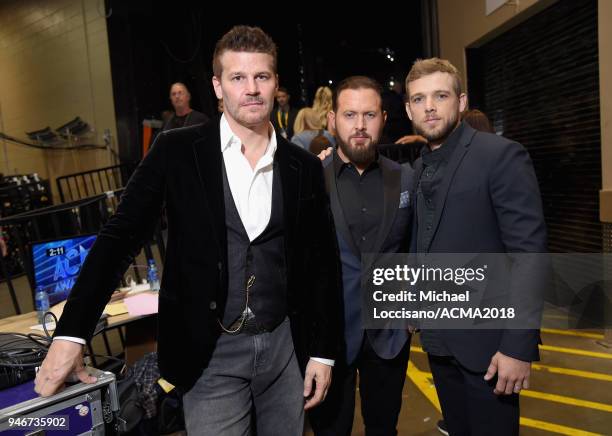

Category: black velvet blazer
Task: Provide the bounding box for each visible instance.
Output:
[55,117,342,389]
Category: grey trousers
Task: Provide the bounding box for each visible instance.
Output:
[183,318,304,435]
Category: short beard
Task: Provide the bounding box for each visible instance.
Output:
[414,113,459,144]
[336,135,378,167]
[224,97,271,128]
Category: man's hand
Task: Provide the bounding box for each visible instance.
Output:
[484,351,531,395]
[34,340,96,397]
[303,358,332,410]
[395,134,427,145]
[317,147,333,162]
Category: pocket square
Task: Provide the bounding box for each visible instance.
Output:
[399,190,410,209]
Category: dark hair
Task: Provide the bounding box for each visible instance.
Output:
[332,76,383,111]
[462,109,494,133]
[309,131,333,155]
[277,86,289,94]
[212,25,277,77]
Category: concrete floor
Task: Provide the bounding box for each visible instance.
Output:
[2,259,611,435]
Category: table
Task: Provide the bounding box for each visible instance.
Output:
[0,304,157,366]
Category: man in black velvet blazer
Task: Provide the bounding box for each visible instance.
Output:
[405,58,547,435]
[35,26,341,435]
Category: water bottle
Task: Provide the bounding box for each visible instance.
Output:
[35,286,50,325]
[147,259,160,291]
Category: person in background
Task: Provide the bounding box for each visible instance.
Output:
[309,134,334,156]
[271,86,299,139]
[291,107,335,151]
[0,228,7,257]
[462,108,495,133]
[162,82,209,131]
[381,81,413,143]
[312,86,333,128]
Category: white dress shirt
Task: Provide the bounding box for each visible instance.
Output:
[56,114,333,367]
[220,114,275,241]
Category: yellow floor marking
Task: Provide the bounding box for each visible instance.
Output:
[519,417,602,436]
[540,344,612,360]
[541,328,604,340]
[412,346,612,380]
[406,360,440,411]
[520,390,612,413]
[412,344,612,360]
[531,363,612,382]
[414,367,612,413]
[407,357,607,435]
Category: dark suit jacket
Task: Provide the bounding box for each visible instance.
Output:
[324,154,413,364]
[411,123,547,372]
[271,107,299,139]
[411,122,547,372]
[55,118,342,390]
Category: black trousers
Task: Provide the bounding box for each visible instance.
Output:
[309,335,410,436]
[428,355,520,436]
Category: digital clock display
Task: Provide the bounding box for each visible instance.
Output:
[46,246,65,257]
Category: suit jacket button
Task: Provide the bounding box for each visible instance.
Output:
[210,301,217,310]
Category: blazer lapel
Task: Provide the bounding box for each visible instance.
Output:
[413,157,425,188]
[324,161,360,258]
[275,136,301,261]
[410,159,423,253]
[426,125,477,252]
[368,157,401,262]
[191,121,227,259]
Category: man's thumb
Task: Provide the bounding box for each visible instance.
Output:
[484,356,498,381]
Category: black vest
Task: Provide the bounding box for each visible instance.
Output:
[221,160,288,330]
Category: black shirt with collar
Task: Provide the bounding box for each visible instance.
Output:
[333,150,384,255]
[416,122,465,253]
[416,122,465,356]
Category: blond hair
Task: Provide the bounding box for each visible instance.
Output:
[293,107,324,135]
[312,86,333,127]
[405,58,463,97]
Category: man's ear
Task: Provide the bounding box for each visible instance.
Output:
[405,103,413,121]
[459,93,468,113]
[329,111,337,132]
[212,76,223,100]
